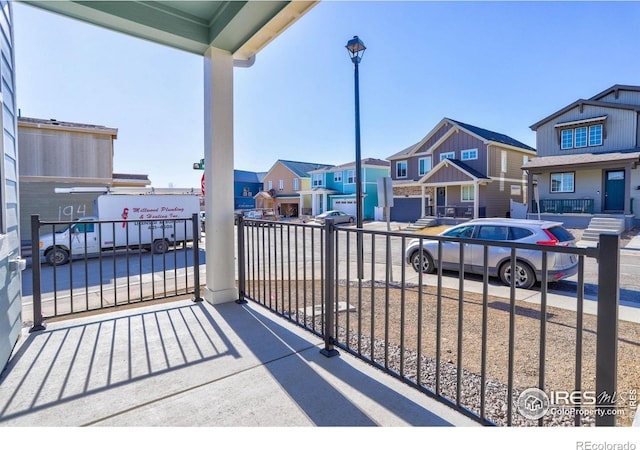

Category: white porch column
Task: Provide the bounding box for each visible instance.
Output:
[420,185,425,217]
[203,47,237,304]
[474,181,480,218]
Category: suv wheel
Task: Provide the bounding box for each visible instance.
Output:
[411,250,435,274]
[499,260,535,289]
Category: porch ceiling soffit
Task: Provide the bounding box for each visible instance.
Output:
[23,1,318,63]
[418,158,489,185]
[522,151,640,173]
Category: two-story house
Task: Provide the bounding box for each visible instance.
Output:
[524,84,640,230]
[233,169,265,211]
[302,158,391,219]
[254,160,332,218]
[387,118,536,222]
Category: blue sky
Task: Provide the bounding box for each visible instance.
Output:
[13,1,640,189]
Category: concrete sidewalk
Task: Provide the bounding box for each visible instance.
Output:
[0,298,478,427]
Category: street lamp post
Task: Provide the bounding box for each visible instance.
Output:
[346,35,366,278]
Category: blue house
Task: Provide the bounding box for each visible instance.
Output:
[303,158,391,220]
[234,170,265,211]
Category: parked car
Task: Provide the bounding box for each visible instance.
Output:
[314,210,355,225]
[405,218,579,289]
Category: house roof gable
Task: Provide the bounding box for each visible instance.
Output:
[531,84,640,131]
[420,158,489,184]
[388,117,535,161]
[267,160,334,179]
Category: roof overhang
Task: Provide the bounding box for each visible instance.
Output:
[21,1,317,64]
[522,151,640,173]
[419,158,490,185]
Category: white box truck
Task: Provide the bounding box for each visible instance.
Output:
[38,188,201,265]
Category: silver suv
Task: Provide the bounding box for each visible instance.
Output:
[405,218,578,289]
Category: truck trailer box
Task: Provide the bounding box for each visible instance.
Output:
[39,191,201,265]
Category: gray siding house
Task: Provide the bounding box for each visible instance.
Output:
[0,1,22,373]
[524,84,640,229]
[387,118,536,222]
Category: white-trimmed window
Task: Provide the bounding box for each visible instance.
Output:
[334,172,342,182]
[589,124,603,146]
[440,152,455,161]
[418,156,431,176]
[560,123,604,149]
[396,160,407,178]
[293,178,299,191]
[461,149,478,161]
[574,127,587,148]
[550,172,574,193]
[461,185,475,202]
[268,180,273,190]
[346,170,355,184]
[312,174,323,187]
[561,129,573,149]
[278,179,284,191]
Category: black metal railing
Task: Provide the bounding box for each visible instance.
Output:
[236,215,622,426]
[532,198,594,214]
[28,213,202,329]
[430,205,487,218]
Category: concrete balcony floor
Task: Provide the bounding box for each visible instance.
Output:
[0,297,478,428]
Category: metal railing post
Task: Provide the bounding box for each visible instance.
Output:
[595,233,619,426]
[29,214,46,332]
[191,213,203,302]
[236,213,247,304]
[320,218,338,357]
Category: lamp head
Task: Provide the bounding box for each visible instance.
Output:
[346,35,366,64]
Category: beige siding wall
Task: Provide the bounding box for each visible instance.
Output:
[487,145,531,179]
[18,127,113,178]
[19,181,106,243]
[483,181,521,218]
[535,105,637,156]
[263,163,299,195]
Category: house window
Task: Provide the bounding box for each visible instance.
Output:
[418,157,431,176]
[550,172,575,193]
[461,185,475,202]
[440,152,455,161]
[278,180,284,191]
[561,129,573,149]
[268,180,273,190]
[461,149,477,161]
[293,178,299,191]
[242,186,251,197]
[560,123,604,149]
[334,172,342,182]
[396,160,407,178]
[574,127,587,148]
[346,170,355,184]
[312,174,323,187]
[589,124,603,146]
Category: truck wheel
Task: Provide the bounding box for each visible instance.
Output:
[152,239,169,254]
[46,247,69,265]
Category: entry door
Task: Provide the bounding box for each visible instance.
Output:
[436,187,446,215]
[604,170,625,211]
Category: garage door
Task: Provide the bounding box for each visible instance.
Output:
[333,199,357,216]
